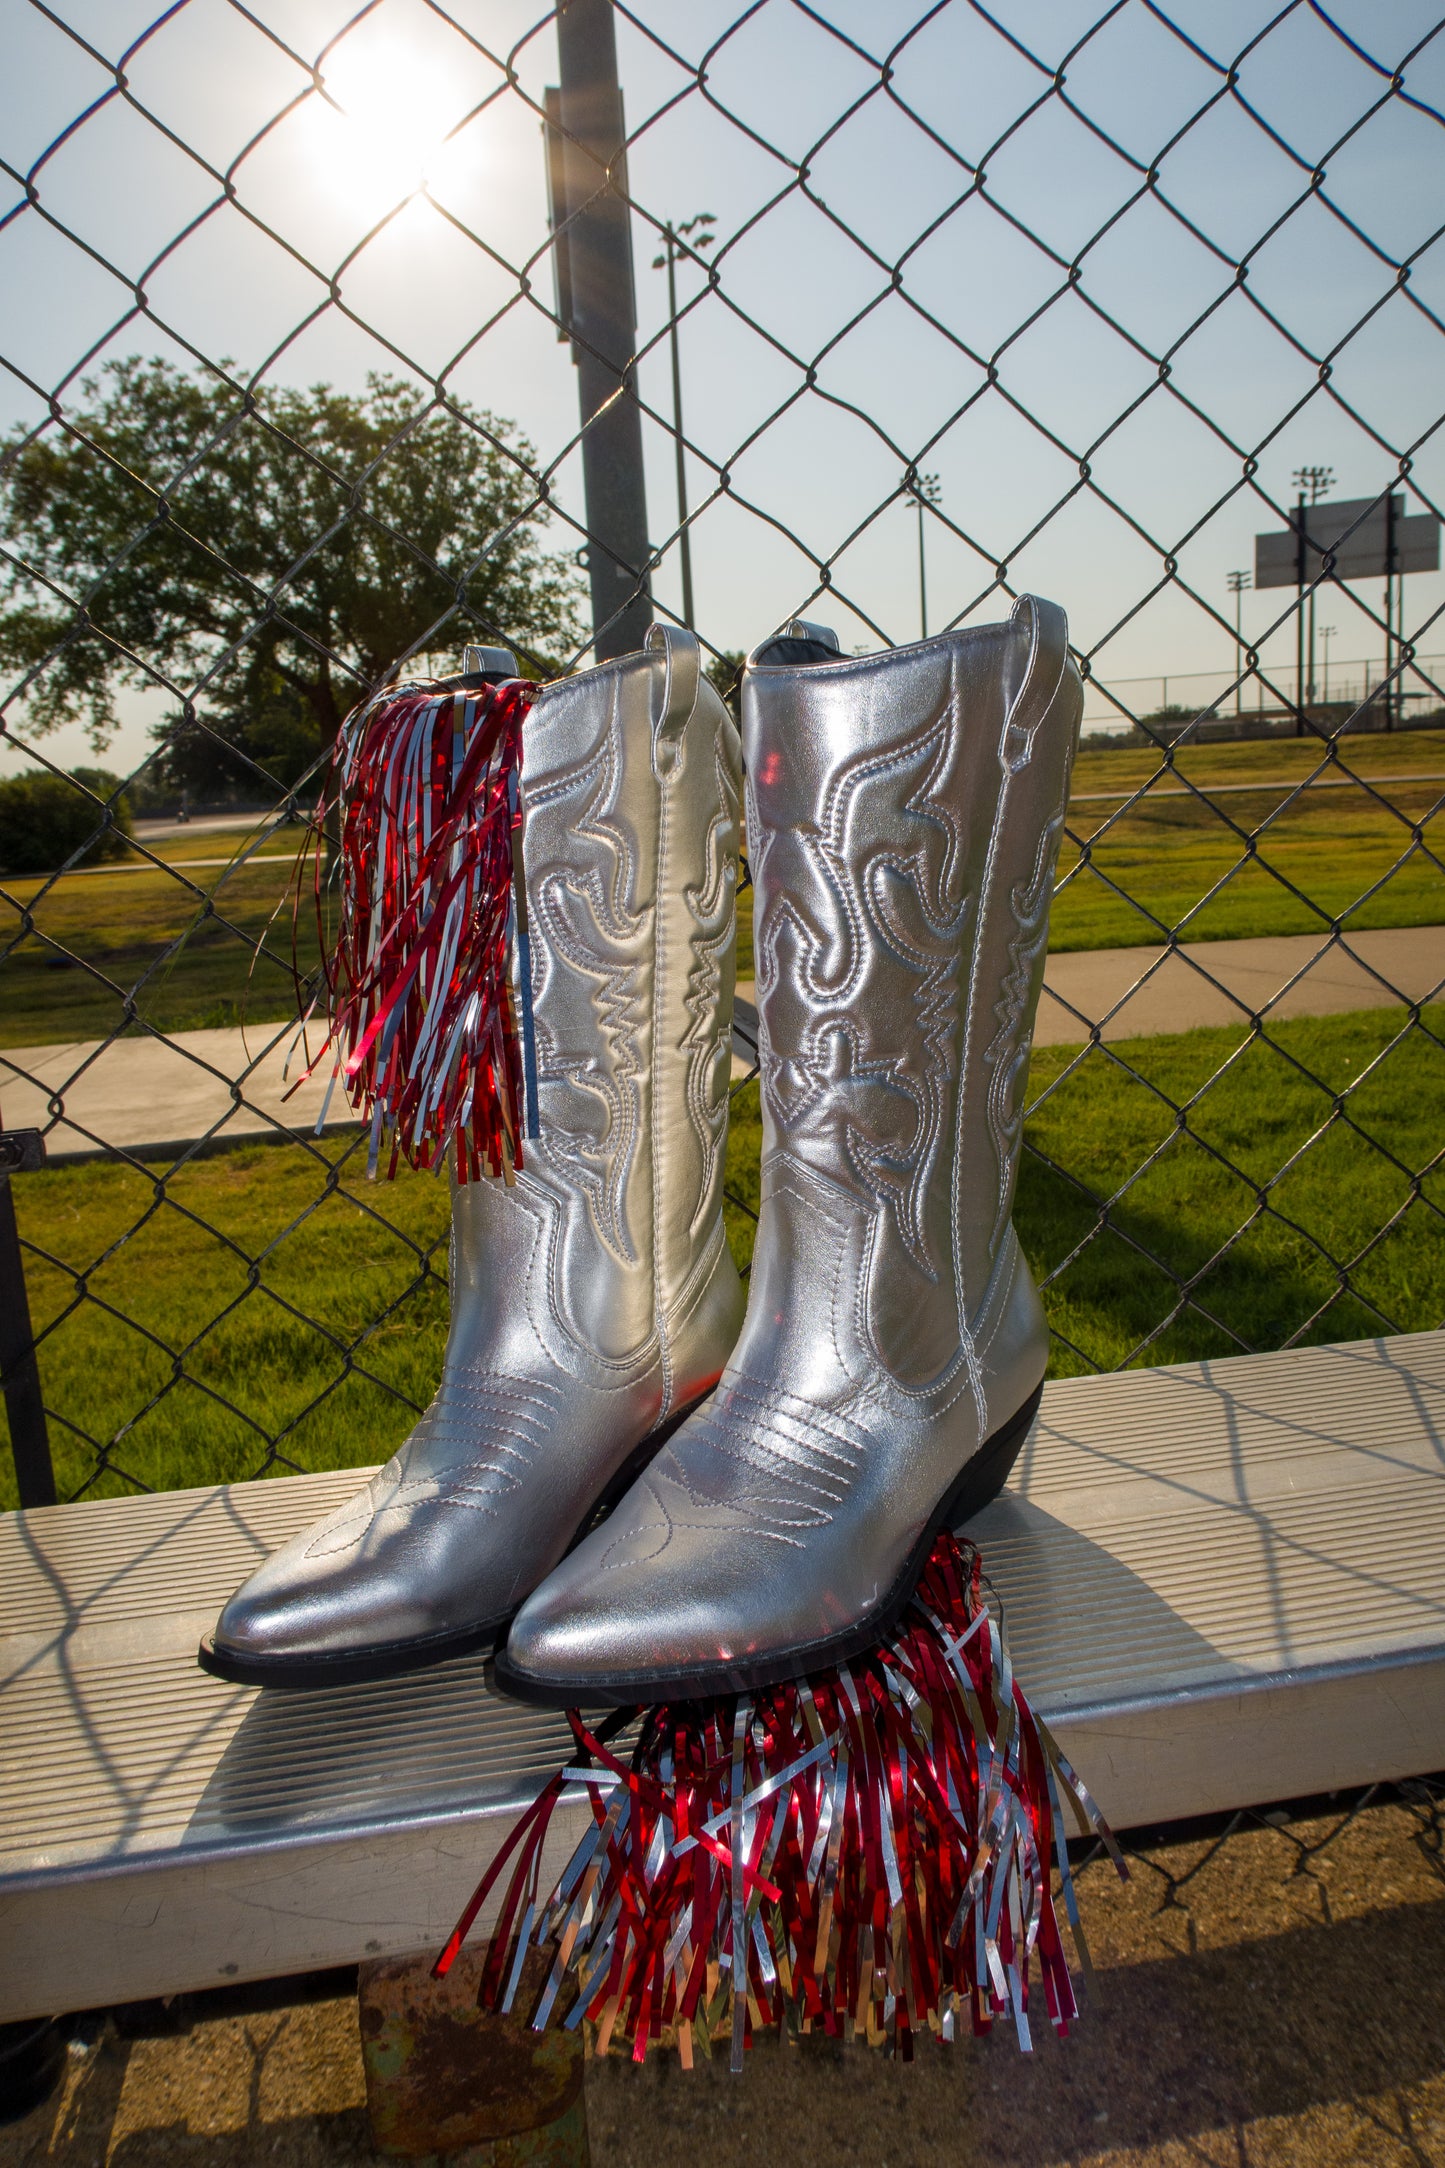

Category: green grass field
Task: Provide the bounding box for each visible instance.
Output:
[3,732,1441,1049]
[1,824,319,1048]
[6,1000,1440,1509]
[1050,765,1444,952]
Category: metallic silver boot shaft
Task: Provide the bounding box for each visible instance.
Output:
[501,598,1081,1703]
[744,601,1077,1391]
[203,633,744,1685]
[478,633,741,1381]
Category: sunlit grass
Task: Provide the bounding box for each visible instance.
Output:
[5,1000,1439,1510]
[1050,771,1443,951]
[1021,1000,1445,1373]
[1,826,318,1047]
[5,1136,451,1508]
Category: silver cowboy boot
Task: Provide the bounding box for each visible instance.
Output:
[497,595,1081,1705]
[199,627,745,1686]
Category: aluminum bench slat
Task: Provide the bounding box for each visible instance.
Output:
[2,1329,1442,2023]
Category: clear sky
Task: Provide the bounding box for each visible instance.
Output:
[3,0,1443,779]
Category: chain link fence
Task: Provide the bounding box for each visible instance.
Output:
[1,0,1443,1509]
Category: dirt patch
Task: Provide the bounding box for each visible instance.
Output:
[5,1792,1443,2167]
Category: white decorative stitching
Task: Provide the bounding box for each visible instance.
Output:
[529,690,650,1267]
[755,703,969,1283]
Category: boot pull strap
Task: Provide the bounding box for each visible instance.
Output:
[783,618,840,651]
[1002,594,1070,773]
[645,622,701,778]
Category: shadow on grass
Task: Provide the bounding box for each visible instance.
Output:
[1021,1004,1445,1373]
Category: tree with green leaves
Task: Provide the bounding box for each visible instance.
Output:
[0,358,585,796]
[0,766,132,875]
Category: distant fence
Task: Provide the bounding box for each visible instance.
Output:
[1082,654,1445,734]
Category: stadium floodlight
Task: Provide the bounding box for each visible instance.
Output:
[912,471,942,640]
[653,215,716,631]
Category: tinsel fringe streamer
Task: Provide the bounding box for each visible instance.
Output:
[439,1532,1125,2069]
[288,674,537,1183]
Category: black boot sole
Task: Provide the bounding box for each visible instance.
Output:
[195,1389,713,1692]
[491,1378,1045,1710]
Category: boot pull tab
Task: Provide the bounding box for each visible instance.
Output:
[460,645,520,685]
[783,619,840,651]
[1001,594,1070,773]
[748,620,842,667]
[646,622,701,779]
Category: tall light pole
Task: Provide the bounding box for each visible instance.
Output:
[1227,568,1251,714]
[914,470,941,639]
[1320,622,1336,705]
[1291,463,1334,717]
[653,212,714,630]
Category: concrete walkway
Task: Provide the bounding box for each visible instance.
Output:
[1034,922,1444,1045]
[0,1020,358,1164]
[2,925,1441,1163]
[131,812,278,842]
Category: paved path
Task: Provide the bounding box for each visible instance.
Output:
[0,1020,352,1163]
[3,925,1441,1163]
[1034,922,1444,1045]
[13,850,297,884]
[131,812,275,842]
[745,923,1443,1051]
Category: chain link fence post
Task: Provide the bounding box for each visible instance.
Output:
[0,1128,55,1508]
[551,0,652,661]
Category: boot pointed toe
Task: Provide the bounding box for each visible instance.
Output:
[196,632,746,1691]
[209,1569,391,1672]
[200,1492,475,1686]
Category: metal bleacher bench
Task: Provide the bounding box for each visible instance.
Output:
[3,1329,1443,2026]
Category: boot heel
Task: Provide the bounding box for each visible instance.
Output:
[945,1380,1044,1530]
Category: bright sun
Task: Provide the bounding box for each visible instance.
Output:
[307,35,484,220]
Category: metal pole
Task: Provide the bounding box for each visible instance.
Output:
[912,471,939,642]
[1392,567,1401,731]
[1295,489,1306,736]
[664,228,695,631]
[1385,491,1396,732]
[1228,570,1249,716]
[0,1134,55,1509]
[553,0,652,661]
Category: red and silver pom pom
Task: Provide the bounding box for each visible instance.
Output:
[438,1532,1124,2068]
[291,673,538,1183]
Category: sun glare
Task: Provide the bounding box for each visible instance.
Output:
[308,35,485,220]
